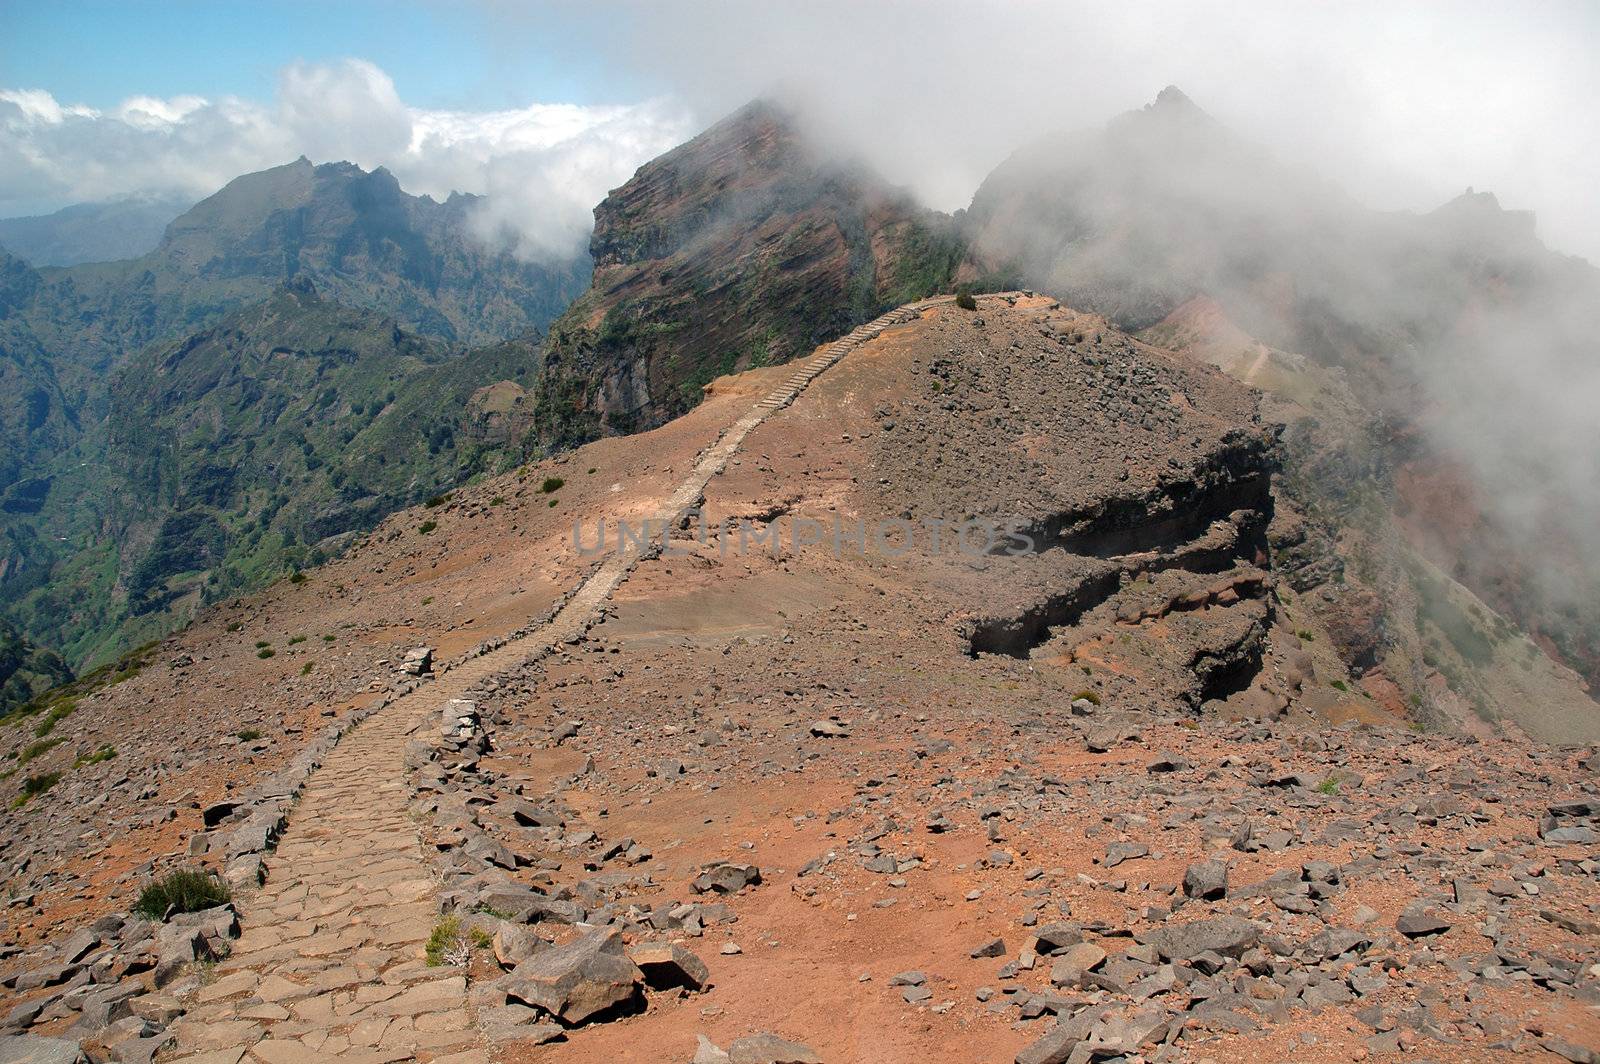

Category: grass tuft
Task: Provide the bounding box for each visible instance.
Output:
[133,869,231,920]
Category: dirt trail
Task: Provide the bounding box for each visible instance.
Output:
[162,294,1000,1064]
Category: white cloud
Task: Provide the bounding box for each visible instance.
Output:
[0,59,693,262]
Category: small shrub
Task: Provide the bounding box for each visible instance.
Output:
[33,700,76,737]
[586,467,597,475]
[425,915,467,966]
[288,635,306,645]
[955,290,978,311]
[425,493,450,508]
[236,728,262,741]
[12,771,61,807]
[322,634,336,643]
[539,476,565,494]
[548,498,558,508]
[489,496,505,506]
[256,647,275,659]
[469,927,493,949]
[300,662,314,676]
[1317,777,1340,795]
[1072,689,1101,705]
[18,738,61,764]
[418,520,437,535]
[254,641,270,649]
[133,869,231,920]
[421,596,433,606]
[226,622,243,633]
[1297,629,1315,642]
[76,746,116,766]
[288,571,306,584]
[1330,679,1348,692]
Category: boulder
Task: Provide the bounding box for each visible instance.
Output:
[500,928,643,1025]
[1141,916,1259,961]
[1395,911,1452,938]
[1182,859,1229,900]
[691,862,761,895]
[629,942,709,990]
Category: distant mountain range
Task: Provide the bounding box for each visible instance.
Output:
[0,195,193,268]
[0,158,589,680]
[0,90,1595,736]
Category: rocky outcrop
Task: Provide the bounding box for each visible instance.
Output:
[522,100,964,447]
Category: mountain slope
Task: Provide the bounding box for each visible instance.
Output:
[0,160,588,671]
[0,250,75,499]
[524,100,968,445]
[0,195,192,267]
[5,281,543,658]
[0,616,72,716]
[966,87,1600,729]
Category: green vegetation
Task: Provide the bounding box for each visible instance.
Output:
[1414,567,1497,666]
[133,869,231,920]
[955,291,978,311]
[288,571,306,584]
[287,635,306,645]
[1072,689,1102,705]
[885,221,966,307]
[425,915,465,966]
[1317,778,1341,795]
[418,520,437,535]
[11,771,60,808]
[539,476,565,494]
[0,619,74,718]
[425,493,450,508]
[236,728,262,741]
[299,662,314,676]
[18,737,61,764]
[32,699,76,737]
[256,647,275,659]
[1330,679,1348,692]
[75,745,116,766]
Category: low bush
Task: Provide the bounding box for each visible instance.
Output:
[539,476,565,494]
[425,915,467,966]
[12,771,61,807]
[955,290,978,311]
[418,520,437,535]
[134,869,231,920]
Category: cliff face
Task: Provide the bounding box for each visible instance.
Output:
[967,86,1600,715]
[525,101,965,445]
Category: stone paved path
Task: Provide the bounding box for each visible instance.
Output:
[162,294,986,1063]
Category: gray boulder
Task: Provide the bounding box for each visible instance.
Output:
[500,928,642,1025]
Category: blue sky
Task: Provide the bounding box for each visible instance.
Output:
[0,0,650,109]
